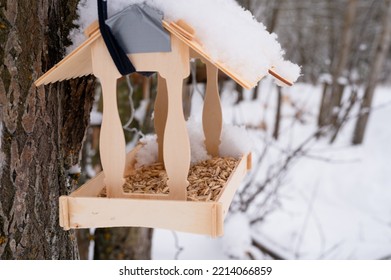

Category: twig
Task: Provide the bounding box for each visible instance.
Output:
[294,182,321,258]
[251,239,286,260]
[123,75,135,131]
[318,240,344,259]
[241,126,329,211]
[380,254,391,260]
[300,153,361,164]
[171,231,184,260]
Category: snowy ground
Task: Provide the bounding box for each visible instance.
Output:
[152,80,391,260]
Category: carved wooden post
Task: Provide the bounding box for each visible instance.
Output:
[154,74,168,163]
[159,36,191,200]
[202,61,222,157]
[92,37,125,198]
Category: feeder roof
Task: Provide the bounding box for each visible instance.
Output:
[36,2,299,88]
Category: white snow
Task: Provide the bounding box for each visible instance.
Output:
[220,124,253,158]
[135,117,251,167]
[90,110,103,126]
[186,117,211,164]
[85,163,97,178]
[337,76,348,85]
[152,82,391,260]
[319,73,332,84]
[67,164,81,174]
[69,0,300,85]
[222,212,252,259]
[135,134,158,168]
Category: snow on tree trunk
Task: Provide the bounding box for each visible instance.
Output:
[0,0,95,259]
[352,0,391,145]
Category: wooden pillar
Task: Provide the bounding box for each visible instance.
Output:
[154,74,168,163]
[202,61,222,157]
[91,38,125,198]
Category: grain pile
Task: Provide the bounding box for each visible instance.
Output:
[122,157,238,201]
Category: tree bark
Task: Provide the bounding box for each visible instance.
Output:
[0,0,95,259]
[327,0,357,128]
[318,81,330,128]
[94,228,153,260]
[352,0,391,144]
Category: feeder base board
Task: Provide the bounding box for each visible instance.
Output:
[59,148,251,237]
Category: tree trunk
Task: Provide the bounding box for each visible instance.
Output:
[0,0,95,259]
[327,0,357,128]
[267,0,282,33]
[352,0,391,145]
[318,81,330,129]
[94,228,153,260]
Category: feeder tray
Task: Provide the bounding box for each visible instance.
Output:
[121,156,240,201]
[60,147,251,237]
[35,4,295,237]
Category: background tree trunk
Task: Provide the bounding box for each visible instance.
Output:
[0,0,95,259]
[327,0,357,129]
[272,87,282,140]
[94,228,153,260]
[352,0,391,144]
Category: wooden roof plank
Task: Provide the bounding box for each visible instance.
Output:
[34,30,99,86]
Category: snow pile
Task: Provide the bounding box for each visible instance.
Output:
[186,117,211,164]
[319,73,332,84]
[89,110,102,126]
[222,212,252,259]
[220,124,253,158]
[135,134,159,168]
[135,119,251,167]
[70,0,300,85]
[67,164,81,174]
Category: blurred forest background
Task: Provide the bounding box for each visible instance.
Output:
[77,0,391,260]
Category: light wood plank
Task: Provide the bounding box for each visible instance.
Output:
[64,196,223,237]
[202,60,222,157]
[35,30,99,86]
[70,172,106,198]
[59,196,70,230]
[217,153,251,219]
[154,74,168,163]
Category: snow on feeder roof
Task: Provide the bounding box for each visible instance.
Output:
[36,0,300,88]
[35,0,299,237]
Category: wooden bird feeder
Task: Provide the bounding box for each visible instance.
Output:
[35,6,294,237]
